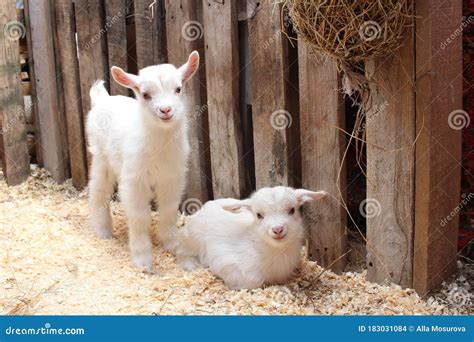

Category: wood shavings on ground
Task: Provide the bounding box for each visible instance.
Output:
[0,167,470,315]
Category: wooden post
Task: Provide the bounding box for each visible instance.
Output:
[202,0,245,198]
[28,0,69,182]
[0,0,30,185]
[248,1,292,188]
[75,0,108,140]
[24,0,43,166]
[298,46,347,273]
[413,0,463,294]
[365,14,415,288]
[54,0,88,189]
[134,0,167,69]
[51,0,71,180]
[105,0,128,96]
[165,0,210,202]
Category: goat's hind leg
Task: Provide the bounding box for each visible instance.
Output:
[89,157,116,238]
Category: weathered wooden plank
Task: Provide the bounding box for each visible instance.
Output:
[50,0,71,180]
[413,0,463,294]
[55,0,88,189]
[28,0,68,182]
[23,0,42,165]
[75,0,108,131]
[248,0,291,188]
[105,0,128,96]
[237,1,255,196]
[365,14,415,287]
[134,0,166,69]
[298,46,347,273]
[202,0,245,198]
[165,0,210,202]
[0,0,30,184]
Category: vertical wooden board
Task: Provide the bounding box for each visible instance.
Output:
[248,1,291,188]
[105,0,128,96]
[50,0,70,180]
[0,0,30,185]
[134,0,166,69]
[202,0,245,198]
[365,16,415,287]
[75,0,108,127]
[165,0,210,202]
[414,0,463,294]
[238,13,255,196]
[23,0,43,165]
[55,0,88,189]
[298,46,347,273]
[28,0,68,182]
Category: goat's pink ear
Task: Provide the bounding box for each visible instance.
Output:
[111,66,139,91]
[179,51,200,82]
[295,189,327,204]
[221,199,252,213]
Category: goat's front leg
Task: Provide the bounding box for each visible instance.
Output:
[120,182,154,270]
[156,178,183,253]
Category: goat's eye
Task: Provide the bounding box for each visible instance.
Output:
[175,87,182,94]
[142,92,151,100]
[256,213,264,220]
[289,207,295,215]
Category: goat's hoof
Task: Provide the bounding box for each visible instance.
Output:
[161,241,178,254]
[178,257,199,271]
[94,226,113,239]
[132,251,153,271]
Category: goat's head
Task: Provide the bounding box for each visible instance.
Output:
[111,51,200,128]
[221,187,327,247]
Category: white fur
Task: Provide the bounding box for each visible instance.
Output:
[174,186,327,289]
[86,51,200,270]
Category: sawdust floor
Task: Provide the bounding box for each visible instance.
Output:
[0,167,470,315]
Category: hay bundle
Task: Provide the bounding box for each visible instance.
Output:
[284,0,411,95]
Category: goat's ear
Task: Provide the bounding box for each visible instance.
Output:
[221,199,252,213]
[179,50,200,82]
[111,66,139,91]
[295,189,327,204]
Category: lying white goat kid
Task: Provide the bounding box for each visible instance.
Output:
[86,51,200,269]
[175,186,327,289]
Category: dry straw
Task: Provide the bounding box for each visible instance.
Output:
[283,0,411,96]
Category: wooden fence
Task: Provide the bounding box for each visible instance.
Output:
[0,0,463,294]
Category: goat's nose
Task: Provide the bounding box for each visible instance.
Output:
[272,226,284,235]
[159,106,172,114]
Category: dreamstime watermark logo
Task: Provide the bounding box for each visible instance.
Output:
[358,100,389,133]
[181,21,203,41]
[174,103,208,140]
[440,192,474,227]
[446,286,470,307]
[92,112,112,133]
[5,322,85,336]
[270,110,292,130]
[180,198,203,216]
[359,198,382,218]
[273,287,295,304]
[448,110,470,130]
[3,20,26,41]
[83,11,123,50]
[440,15,474,49]
[2,104,31,134]
[358,21,381,42]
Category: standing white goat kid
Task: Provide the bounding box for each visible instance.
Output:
[86,51,200,270]
[175,186,327,289]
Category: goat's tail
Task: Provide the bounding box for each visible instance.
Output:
[90,80,109,107]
